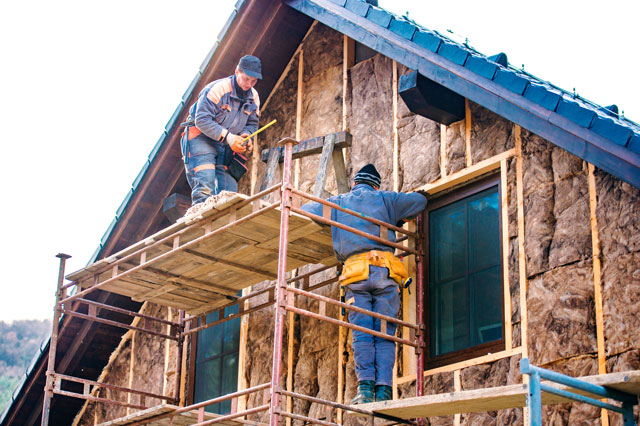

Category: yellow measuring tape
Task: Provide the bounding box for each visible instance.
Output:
[241,119,277,145]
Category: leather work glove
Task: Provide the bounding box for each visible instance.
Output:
[240,134,253,153]
[228,134,247,153]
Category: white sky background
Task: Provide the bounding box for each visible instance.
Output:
[0,0,637,322]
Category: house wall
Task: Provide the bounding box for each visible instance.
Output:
[75,23,639,426]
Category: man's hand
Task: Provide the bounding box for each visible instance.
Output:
[240,134,253,153]
[227,134,247,153]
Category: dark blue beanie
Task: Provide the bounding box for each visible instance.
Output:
[354,164,381,188]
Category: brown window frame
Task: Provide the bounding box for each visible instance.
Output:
[422,173,505,370]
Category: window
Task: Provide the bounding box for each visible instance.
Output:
[424,175,504,368]
[193,302,241,414]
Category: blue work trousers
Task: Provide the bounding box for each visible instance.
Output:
[183,135,238,204]
[344,266,399,386]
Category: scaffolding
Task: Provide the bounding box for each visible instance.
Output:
[42,138,425,426]
[42,137,640,426]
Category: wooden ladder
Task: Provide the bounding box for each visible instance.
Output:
[259,131,352,198]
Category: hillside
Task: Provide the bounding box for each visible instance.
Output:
[0,319,51,415]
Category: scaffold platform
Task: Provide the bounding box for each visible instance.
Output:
[65,190,336,315]
[358,370,640,419]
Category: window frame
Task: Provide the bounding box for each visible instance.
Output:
[422,173,505,369]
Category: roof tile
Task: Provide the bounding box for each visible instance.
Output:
[464,55,498,80]
[590,114,633,146]
[523,83,561,112]
[438,41,469,66]
[327,0,347,5]
[412,29,441,52]
[345,0,370,16]
[493,68,529,95]
[388,17,416,39]
[628,132,640,154]
[555,97,596,128]
[366,6,392,28]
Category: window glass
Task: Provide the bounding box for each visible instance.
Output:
[428,184,502,360]
[194,298,241,414]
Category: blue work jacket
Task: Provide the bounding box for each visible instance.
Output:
[301,184,427,262]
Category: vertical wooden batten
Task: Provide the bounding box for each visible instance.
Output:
[237,287,251,412]
[514,125,529,358]
[465,99,472,167]
[392,60,399,192]
[500,159,513,350]
[453,370,461,426]
[294,49,304,189]
[440,125,447,177]
[588,162,610,426]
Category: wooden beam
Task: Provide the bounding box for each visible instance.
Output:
[465,99,472,167]
[313,133,336,197]
[440,124,447,177]
[393,60,400,192]
[295,49,304,190]
[454,370,461,426]
[514,125,529,363]
[501,159,513,350]
[163,308,173,397]
[260,131,352,162]
[414,149,516,194]
[126,324,137,415]
[588,162,610,426]
[237,287,251,412]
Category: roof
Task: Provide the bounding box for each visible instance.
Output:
[284,0,640,188]
[5,0,639,423]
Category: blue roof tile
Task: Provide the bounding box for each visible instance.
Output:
[488,53,508,67]
[115,189,134,219]
[328,0,347,5]
[149,132,167,161]
[366,6,392,28]
[217,10,237,42]
[165,101,185,132]
[200,42,219,73]
[100,218,118,246]
[590,114,633,146]
[388,17,416,39]
[493,68,530,95]
[345,0,370,16]
[412,29,441,52]
[628,132,640,154]
[556,97,596,128]
[524,83,561,112]
[182,71,202,103]
[438,41,469,66]
[464,55,498,80]
[132,160,151,189]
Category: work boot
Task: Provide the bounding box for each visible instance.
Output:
[351,380,375,404]
[375,385,393,402]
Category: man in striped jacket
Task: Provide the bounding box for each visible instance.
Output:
[181,55,261,205]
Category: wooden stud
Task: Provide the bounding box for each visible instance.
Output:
[500,159,513,350]
[237,287,251,412]
[465,99,472,167]
[314,133,337,197]
[295,49,304,190]
[126,323,137,414]
[332,149,350,193]
[286,282,296,426]
[440,124,448,177]
[393,60,400,192]
[163,308,173,397]
[401,222,417,379]
[588,162,610,426]
[454,370,461,426]
[415,149,516,195]
[514,125,529,363]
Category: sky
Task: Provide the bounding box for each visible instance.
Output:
[0,0,638,322]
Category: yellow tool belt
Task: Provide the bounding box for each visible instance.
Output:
[339,250,408,286]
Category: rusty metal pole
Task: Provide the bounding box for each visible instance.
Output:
[415,215,425,426]
[41,253,71,426]
[175,309,185,404]
[269,138,298,426]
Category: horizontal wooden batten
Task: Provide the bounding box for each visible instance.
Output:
[260,131,352,162]
[415,149,515,195]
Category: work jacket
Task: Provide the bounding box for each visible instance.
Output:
[185,75,260,159]
[301,184,427,263]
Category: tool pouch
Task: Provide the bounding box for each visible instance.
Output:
[223,144,248,182]
[339,257,369,286]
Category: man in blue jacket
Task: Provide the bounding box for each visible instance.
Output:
[181,55,261,205]
[302,164,427,404]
